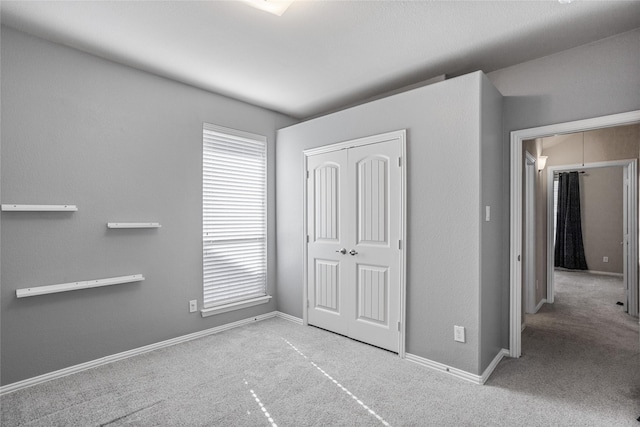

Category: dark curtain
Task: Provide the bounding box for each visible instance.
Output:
[555,171,588,270]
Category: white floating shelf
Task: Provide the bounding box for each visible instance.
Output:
[107,222,161,229]
[16,274,144,298]
[2,204,78,212]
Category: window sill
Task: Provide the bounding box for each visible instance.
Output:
[200,295,272,317]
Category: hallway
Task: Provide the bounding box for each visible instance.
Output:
[492,270,639,423]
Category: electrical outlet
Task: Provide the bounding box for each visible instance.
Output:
[189,300,197,313]
[603,256,609,263]
[454,325,465,343]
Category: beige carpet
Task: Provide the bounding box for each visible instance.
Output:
[1,270,638,426]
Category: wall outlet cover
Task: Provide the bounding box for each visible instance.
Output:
[454,325,465,343]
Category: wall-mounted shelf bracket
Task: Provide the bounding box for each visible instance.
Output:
[2,204,78,212]
[16,274,144,298]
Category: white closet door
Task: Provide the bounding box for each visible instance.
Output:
[307,149,350,335]
[307,138,401,352]
[346,140,401,352]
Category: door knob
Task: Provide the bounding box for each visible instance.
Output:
[336,248,347,254]
[349,249,358,256]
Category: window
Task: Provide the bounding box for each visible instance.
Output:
[202,123,269,315]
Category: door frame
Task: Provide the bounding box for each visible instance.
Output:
[509,110,640,358]
[545,159,637,310]
[302,129,407,358]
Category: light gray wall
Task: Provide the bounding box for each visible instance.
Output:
[0,26,296,386]
[4,22,638,387]
[276,71,503,375]
[479,74,504,371]
[488,28,640,347]
[488,29,640,133]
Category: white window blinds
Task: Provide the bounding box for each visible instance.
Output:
[203,123,267,309]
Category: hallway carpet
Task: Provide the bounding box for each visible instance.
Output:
[492,270,639,425]
[2,271,638,426]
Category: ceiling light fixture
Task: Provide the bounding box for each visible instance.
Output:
[241,0,294,16]
[558,0,574,4]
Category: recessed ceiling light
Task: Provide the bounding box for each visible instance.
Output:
[241,0,294,16]
[558,0,574,4]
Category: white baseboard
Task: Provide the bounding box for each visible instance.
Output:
[2,309,510,395]
[534,298,547,313]
[275,311,303,325]
[0,311,279,396]
[557,268,623,277]
[405,348,509,385]
[406,353,480,384]
[586,270,623,277]
[480,349,510,384]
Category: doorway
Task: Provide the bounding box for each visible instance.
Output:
[302,130,407,355]
[544,160,637,313]
[509,110,640,358]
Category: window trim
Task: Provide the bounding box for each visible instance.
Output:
[202,123,269,315]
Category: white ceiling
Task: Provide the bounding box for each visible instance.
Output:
[2,1,639,119]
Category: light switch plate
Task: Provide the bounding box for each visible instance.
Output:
[454,325,465,343]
